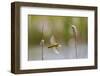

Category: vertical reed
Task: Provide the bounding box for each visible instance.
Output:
[72,25,78,58]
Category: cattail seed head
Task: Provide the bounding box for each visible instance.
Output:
[72,25,78,36]
[40,39,44,45]
[41,40,44,43]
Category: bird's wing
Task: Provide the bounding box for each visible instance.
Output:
[52,47,60,54]
[50,35,57,45]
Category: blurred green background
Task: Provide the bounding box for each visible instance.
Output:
[28,15,88,47]
[28,15,88,60]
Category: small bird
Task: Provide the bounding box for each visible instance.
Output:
[48,35,61,54]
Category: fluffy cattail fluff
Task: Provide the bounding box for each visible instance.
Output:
[40,39,44,45]
[72,25,78,36]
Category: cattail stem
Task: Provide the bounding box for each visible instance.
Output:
[74,33,78,58]
[41,24,44,60]
[41,41,44,60]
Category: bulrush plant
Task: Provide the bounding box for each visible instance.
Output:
[72,25,78,58]
[40,24,45,60]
